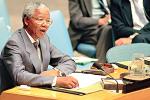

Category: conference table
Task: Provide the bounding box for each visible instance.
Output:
[1,62,150,100]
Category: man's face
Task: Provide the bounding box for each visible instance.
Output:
[25,7,52,40]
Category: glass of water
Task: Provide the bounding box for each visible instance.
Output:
[128,53,145,77]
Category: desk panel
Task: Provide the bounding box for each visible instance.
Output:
[1,87,123,100]
[1,87,150,100]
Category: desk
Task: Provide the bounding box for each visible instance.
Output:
[1,87,150,100]
[1,66,150,100]
[1,87,124,100]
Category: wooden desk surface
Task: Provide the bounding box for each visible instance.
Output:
[1,86,124,100]
[1,64,150,100]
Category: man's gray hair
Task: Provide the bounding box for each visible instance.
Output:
[22,2,48,19]
[22,2,49,27]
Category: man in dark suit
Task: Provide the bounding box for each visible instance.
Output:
[1,2,78,89]
[68,0,113,63]
[111,0,150,46]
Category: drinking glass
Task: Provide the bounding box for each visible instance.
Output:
[128,53,145,77]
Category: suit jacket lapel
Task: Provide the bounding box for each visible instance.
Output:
[121,0,133,26]
[20,29,42,73]
[83,0,92,16]
[39,38,49,71]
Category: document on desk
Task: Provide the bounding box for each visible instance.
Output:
[51,73,106,95]
[69,73,106,88]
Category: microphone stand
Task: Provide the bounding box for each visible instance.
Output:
[93,62,119,93]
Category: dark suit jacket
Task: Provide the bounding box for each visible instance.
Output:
[68,0,101,49]
[1,28,76,86]
[111,0,150,39]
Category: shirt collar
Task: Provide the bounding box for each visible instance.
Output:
[25,29,39,43]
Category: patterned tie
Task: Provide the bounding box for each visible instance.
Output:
[33,41,43,72]
[33,41,39,50]
[98,0,109,15]
[33,41,42,61]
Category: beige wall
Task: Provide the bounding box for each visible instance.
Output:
[6,0,70,32]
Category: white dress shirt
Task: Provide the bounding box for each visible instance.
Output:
[129,0,149,30]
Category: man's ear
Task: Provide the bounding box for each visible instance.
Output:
[24,17,29,26]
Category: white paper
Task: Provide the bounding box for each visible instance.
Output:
[72,57,98,64]
[69,73,106,88]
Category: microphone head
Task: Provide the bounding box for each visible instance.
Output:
[92,62,114,74]
[92,62,103,70]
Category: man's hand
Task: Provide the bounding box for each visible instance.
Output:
[40,69,60,76]
[115,37,132,46]
[56,76,79,89]
[98,15,110,26]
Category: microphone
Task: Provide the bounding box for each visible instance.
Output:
[92,62,119,93]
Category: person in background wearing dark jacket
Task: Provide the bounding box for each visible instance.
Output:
[111,0,150,46]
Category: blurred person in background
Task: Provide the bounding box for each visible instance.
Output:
[111,0,150,46]
[68,0,113,63]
